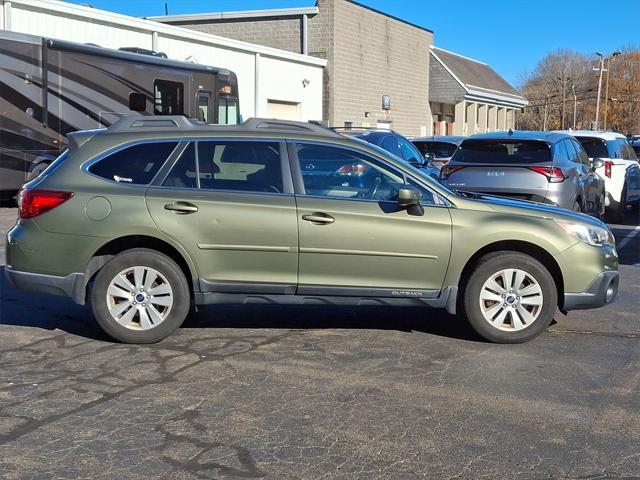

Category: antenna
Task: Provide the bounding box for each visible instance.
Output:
[164,2,169,15]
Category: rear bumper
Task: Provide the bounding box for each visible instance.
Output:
[4,266,86,305]
[563,270,619,311]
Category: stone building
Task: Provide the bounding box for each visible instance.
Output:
[148,0,434,136]
[429,47,528,136]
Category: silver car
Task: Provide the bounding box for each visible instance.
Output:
[440,131,606,218]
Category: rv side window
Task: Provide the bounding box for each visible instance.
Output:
[89,142,179,184]
[154,80,184,115]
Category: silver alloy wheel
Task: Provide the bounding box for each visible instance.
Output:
[105,266,174,330]
[478,268,543,332]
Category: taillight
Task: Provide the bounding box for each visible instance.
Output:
[527,166,566,183]
[440,165,465,180]
[604,160,613,178]
[335,163,369,176]
[18,189,74,219]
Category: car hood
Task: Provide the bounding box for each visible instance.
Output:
[468,193,606,228]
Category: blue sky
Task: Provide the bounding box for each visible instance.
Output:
[69,0,639,86]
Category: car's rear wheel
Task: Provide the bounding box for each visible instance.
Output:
[91,248,190,343]
[461,252,557,343]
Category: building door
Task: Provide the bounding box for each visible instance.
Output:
[266,100,300,120]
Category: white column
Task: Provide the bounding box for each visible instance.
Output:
[254,53,261,118]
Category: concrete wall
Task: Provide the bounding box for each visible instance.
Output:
[2,0,325,122]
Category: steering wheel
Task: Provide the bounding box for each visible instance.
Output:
[363,176,382,199]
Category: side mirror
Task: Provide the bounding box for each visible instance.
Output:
[398,186,421,207]
[592,158,605,170]
[424,152,435,164]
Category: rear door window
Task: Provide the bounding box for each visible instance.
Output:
[451,140,551,164]
[575,137,608,159]
[89,142,178,184]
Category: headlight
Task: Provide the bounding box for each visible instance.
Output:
[557,221,614,247]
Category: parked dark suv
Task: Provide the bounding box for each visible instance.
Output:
[5,117,618,344]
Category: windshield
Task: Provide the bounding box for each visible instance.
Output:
[611,138,638,160]
[414,141,458,158]
[451,140,551,164]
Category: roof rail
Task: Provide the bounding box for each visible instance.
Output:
[107,115,204,132]
[242,118,341,137]
[103,115,341,137]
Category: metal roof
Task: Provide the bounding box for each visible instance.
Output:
[146,7,320,23]
[430,47,525,100]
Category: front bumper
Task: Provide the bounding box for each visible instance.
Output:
[563,270,619,311]
[4,266,86,305]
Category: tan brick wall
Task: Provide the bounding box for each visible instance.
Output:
[330,0,432,136]
[163,0,433,135]
[169,17,303,54]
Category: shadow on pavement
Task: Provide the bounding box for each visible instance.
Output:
[1,266,483,343]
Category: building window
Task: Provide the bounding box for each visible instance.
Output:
[154,80,184,115]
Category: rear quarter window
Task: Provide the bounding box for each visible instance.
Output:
[575,137,608,158]
[89,142,178,184]
[451,140,551,164]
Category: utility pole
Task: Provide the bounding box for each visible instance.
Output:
[572,84,577,129]
[560,75,570,130]
[543,96,549,131]
[603,51,621,131]
[594,53,605,131]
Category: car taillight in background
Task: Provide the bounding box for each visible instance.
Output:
[440,165,465,180]
[527,166,566,183]
[604,160,613,178]
[18,189,74,219]
[335,163,369,176]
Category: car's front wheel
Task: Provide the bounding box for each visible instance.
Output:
[461,252,557,343]
[91,248,191,343]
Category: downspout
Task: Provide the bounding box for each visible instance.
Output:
[3,1,12,30]
[254,52,261,118]
[301,14,308,55]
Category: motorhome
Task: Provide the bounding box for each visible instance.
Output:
[0,30,240,197]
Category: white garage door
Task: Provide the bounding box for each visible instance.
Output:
[266,100,300,120]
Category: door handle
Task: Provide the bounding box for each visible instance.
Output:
[302,213,335,225]
[164,202,199,214]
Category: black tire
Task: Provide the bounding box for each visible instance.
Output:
[460,252,558,344]
[90,248,190,343]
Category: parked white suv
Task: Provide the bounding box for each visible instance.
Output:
[557,131,640,218]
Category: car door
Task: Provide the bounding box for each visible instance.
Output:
[290,141,452,296]
[567,138,598,214]
[145,138,299,294]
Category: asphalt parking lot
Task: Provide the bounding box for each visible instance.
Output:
[0,207,639,479]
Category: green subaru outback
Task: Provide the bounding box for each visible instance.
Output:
[5,117,619,344]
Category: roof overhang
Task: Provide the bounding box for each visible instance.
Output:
[146,7,320,23]
[465,86,528,108]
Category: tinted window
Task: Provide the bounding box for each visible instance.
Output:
[571,139,591,165]
[414,141,458,158]
[296,144,406,202]
[563,139,580,164]
[451,140,551,164]
[575,137,608,158]
[611,138,638,160]
[398,137,424,165]
[154,80,184,115]
[90,142,178,184]
[197,141,283,193]
[380,135,402,158]
[163,143,197,189]
[554,140,570,164]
